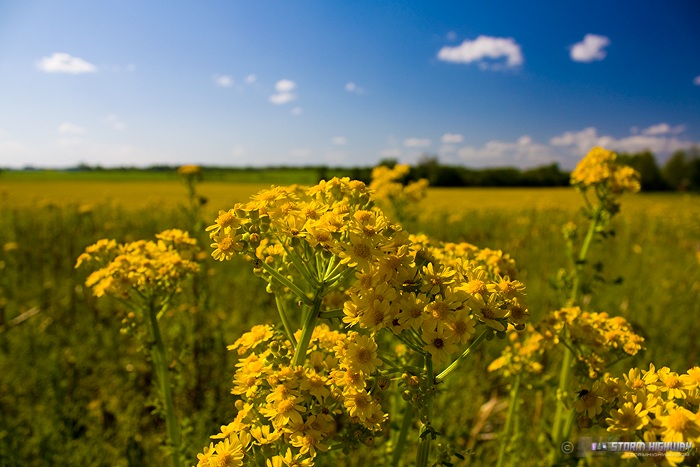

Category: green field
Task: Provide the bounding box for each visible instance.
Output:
[0,174,698,465]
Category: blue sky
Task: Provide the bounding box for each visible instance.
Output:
[1,0,699,169]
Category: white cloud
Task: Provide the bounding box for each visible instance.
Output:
[345,82,364,94]
[437,35,524,69]
[291,107,303,116]
[126,63,136,72]
[214,75,233,87]
[694,76,700,86]
[275,79,296,92]
[457,135,555,166]
[550,127,601,154]
[105,114,126,130]
[58,122,85,135]
[245,74,257,84]
[641,123,685,136]
[570,34,610,62]
[442,133,464,144]
[270,79,297,104]
[332,136,347,146]
[404,138,432,148]
[270,93,296,105]
[550,126,695,159]
[36,52,97,74]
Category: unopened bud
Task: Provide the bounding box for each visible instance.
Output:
[377,376,391,390]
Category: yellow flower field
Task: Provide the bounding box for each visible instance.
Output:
[0,156,698,466]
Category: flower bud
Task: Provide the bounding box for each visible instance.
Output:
[377,376,391,390]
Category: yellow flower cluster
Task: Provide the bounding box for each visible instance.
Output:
[206,178,375,264]
[369,164,428,221]
[206,178,529,366]
[195,324,388,466]
[570,146,641,194]
[75,229,200,298]
[489,307,644,379]
[576,365,700,463]
[342,233,528,362]
[487,324,547,378]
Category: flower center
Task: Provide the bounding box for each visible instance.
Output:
[356,348,372,364]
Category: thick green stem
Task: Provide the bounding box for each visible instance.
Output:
[497,375,521,467]
[291,293,323,366]
[391,403,414,467]
[435,330,489,383]
[146,302,182,467]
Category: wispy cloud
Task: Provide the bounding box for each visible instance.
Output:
[105,114,126,130]
[641,123,685,136]
[693,76,700,86]
[447,123,697,168]
[442,133,464,144]
[550,125,693,157]
[36,53,97,74]
[270,79,297,104]
[245,74,257,84]
[214,74,233,87]
[457,135,555,166]
[570,34,610,62]
[404,138,432,148]
[58,122,85,135]
[437,36,523,69]
[345,82,364,94]
[291,107,303,116]
[332,136,347,146]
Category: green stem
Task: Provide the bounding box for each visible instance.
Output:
[497,375,521,467]
[146,301,182,467]
[416,354,434,467]
[393,331,426,355]
[549,345,573,465]
[318,308,344,320]
[435,329,489,383]
[569,206,602,306]
[391,403,414,467]
[274,295,297,348]
[277,236,319,288]
[291,294,323,366]
[259,261,313,307]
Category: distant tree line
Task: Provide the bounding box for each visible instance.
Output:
[5,147,699,191]
[616,148,700,191]
[379,148,700,191]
